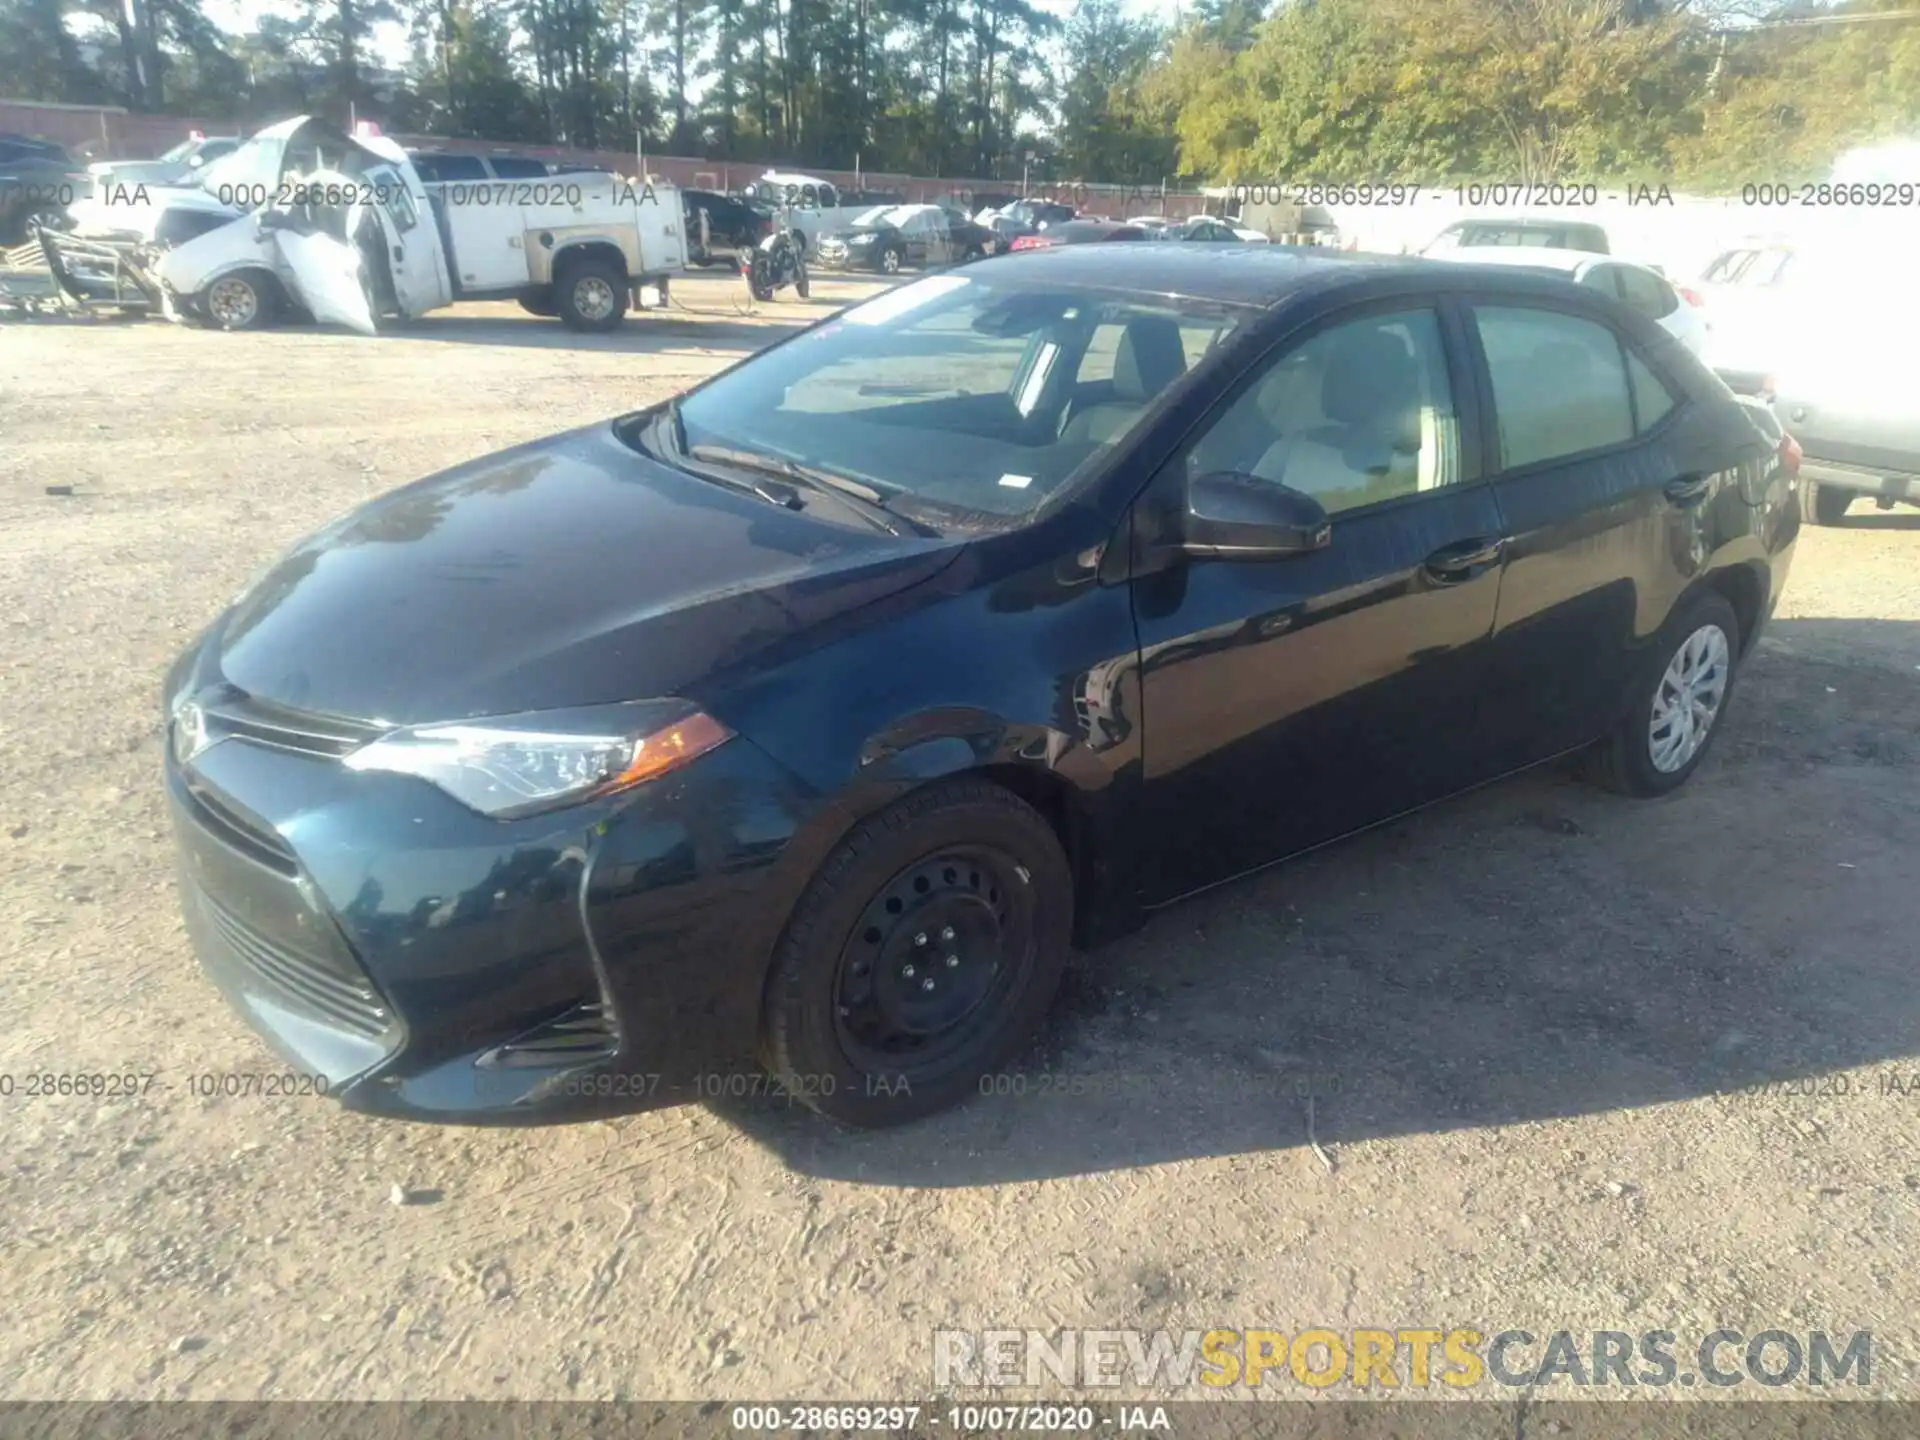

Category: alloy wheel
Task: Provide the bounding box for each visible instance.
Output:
[572,275,617,322]
[207,276,260,329]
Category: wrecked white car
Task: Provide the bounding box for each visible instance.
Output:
[46,116,687,333]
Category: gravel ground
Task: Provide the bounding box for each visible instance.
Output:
[2,273,1918,1405]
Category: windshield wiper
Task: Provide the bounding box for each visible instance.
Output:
[685,443,936,537]
[651,401,802,510]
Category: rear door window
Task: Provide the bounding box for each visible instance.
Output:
[487,156,549,178]
[1625,349,1676,432]
[415,154,486,181]
[1580,265,1627,300]
[1618,266,1678,319]
[1474,306,1636,470]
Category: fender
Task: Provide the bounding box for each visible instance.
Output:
[726,698,1144,1015]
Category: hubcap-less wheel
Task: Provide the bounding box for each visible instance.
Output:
[572,275,617,323]
[1649,623,1730,773]
[207,276,260,329]
[832,848,1034,1077]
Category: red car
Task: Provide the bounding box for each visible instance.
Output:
[1008,220,1149,252]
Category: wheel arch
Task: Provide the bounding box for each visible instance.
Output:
[743,716,1132,1005]
[550,238,630,284]
[1699,558,1768,658]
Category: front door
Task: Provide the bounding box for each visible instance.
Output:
[359,161,449,317]
[1133,302,1509,902]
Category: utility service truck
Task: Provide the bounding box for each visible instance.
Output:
[44,116,687,334]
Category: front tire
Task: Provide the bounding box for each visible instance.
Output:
[555,255,627,332]
[1584,590,1740,797]
[1804,478,1853,526]
[878,246,903,276]
[793,262,810,300]
[762,779,1073,1127]
[199,270,275,331]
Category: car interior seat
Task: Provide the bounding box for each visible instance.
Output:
[1252,326,1424,504]
[1058,316,1191,445]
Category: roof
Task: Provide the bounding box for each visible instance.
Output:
[1434,246,1616,273]
[968,243,1636,310]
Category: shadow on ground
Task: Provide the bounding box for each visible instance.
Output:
[709,617,1920,1185]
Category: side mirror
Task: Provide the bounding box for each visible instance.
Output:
[1181,471,1330,560]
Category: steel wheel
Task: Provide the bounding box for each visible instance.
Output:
[206,274,262,330]
[1649,622,1730,774]
[762,778,1073,1126]
[831,846,1036,1078]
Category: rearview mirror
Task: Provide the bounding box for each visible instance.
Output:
[1181,472,1330,560]
[971,293,1067,337]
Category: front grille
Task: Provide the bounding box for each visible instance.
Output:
[184,778,298,875]
[204,691,383,758]
[197,886,390,1037]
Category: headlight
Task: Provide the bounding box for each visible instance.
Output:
[847,233,877,245]
[343,700,733,819]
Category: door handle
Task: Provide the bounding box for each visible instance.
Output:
[1665,474,1712,506]
[1424,536,1507,581]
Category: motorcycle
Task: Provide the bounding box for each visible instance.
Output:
[741,215,810,302]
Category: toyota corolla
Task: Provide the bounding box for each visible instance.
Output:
[162,247,1800,1128]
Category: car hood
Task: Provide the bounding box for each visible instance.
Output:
[89,159,187,186]
[215,420,967,724]
[68,181,237,239]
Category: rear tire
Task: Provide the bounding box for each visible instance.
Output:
[1804,478,1853,526]
[555,255,627,333]
[761,779,1073,1128]
[1584,590,1741,798]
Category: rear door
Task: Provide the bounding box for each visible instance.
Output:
[1466,298,1717,766]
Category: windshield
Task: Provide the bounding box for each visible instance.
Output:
[197,135,281,195]
[159,139,197,164]
[667,273,1248,526]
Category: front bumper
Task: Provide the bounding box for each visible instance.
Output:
[812,243,880,272]
[41,230,166,310]
[162,642,819,1125]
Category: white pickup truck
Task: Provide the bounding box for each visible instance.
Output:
[46,116,687,334]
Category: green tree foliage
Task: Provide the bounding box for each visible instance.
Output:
[1,0,1915,187]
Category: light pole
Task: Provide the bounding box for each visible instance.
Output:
[1022,150,1034,197]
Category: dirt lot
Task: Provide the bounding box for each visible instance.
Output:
[3,271,1919,1405]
